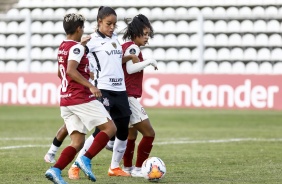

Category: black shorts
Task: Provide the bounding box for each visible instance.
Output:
[98,89,131,119]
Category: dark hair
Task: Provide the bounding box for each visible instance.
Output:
[97,6,117,24]
[63,13,85,35]
[122,14,154,41]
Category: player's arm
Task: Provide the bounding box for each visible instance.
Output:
[122,54,139,64]
[67,45,101,97]
[124,45,158,74]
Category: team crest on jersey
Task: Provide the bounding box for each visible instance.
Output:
[73,48,80,54]
[102,97,110,106]
[141,107,147,115]
[112,42,117,49]
[129,48,136,54]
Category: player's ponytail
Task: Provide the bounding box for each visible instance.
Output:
[122,14,154,41]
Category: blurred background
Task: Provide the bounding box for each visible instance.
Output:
[0,0,281,74]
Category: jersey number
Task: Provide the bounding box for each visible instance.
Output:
[59,64,68,92]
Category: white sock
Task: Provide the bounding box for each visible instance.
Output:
[71,134,94,167]
[110,138,127,169]
[47,144,59,155]
[107,140,115,148]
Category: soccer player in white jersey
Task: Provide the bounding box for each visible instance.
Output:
[44,13,116,184]
[67,6,135,178]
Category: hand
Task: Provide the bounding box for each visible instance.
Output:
[131,55,140,63]
[89,86,102,98]
[81,35,91,46]
[149,59,158,70]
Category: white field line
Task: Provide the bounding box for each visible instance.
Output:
[1,138,282,150]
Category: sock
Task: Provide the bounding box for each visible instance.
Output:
[47,137,62,154]
[107,140,115,148]
[71,134,94,167]
[135,136,154,167]
[110,138,127,169]
[84,131,109,159]
[54,146,76,170]
[123,139,136,167]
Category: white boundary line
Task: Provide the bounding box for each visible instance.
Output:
[1,138,282,150]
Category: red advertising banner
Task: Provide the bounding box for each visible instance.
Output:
[0,73,281,110]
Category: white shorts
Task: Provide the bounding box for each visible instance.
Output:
[60,100,111,135]
[128,97,149,127]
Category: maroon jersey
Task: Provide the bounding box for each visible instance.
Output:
[58,40,95,106]
[122,41,143,98]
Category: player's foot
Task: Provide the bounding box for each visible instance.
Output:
[105,144,113,152]
[45,167,68,184]
[75,156,96,182]
[108,167,131,176]
[68,166,80,180]
[122,166,133,174]
[44,153,56,163]
[131,167,143,177]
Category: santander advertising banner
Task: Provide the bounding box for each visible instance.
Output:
[0,73,281,110]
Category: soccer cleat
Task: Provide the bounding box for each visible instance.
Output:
[45,167,68,184]
[131,167,143,177]
[108,167,131,177]
[122,166,133,174]
[105,144,113,152]
[68,166,80,180]
[75,156,96,182]
[44,153,56,163]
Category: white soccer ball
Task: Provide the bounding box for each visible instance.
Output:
[141,157,166,182]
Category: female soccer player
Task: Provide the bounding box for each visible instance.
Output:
[67,6,136,179]
[44,13,116,184]
[120,14,158,177]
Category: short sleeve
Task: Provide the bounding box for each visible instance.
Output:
[68,44,85,63]
[124,44,140,57]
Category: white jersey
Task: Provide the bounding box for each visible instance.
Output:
[87,31,126,91]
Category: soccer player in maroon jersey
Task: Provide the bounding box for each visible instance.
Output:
[44,13,116,184]
[121,14,158,177]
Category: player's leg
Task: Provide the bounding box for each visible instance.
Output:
[124,97,155,177]
[73,100,116,181]
[122,126,138,174]
[68,127,98,179]
[45,106,85,184]
[105,135,115,151]
[108,116,131,176]
[44,124,68,163]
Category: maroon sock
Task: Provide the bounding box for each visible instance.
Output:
[54,146,77,170]
[136,136,154,167]
[84,131,109,159]
[123,139,136,167]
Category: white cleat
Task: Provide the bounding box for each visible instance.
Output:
[44,153,56,163]
[122,166,133,174]
[131,167,143,177]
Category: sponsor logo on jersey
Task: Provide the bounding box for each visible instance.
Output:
[101,42,106,45]
[73,48,80,54]
[129,48,136,54]
[102,97,110,106]
[58,49,68,55]
[112,42,117,49]
[109,78,123,86]
[105,50,122,55]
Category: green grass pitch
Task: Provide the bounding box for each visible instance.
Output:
[0,106,282,184]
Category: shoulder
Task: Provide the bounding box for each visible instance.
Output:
[124,43,140,56]
[69,44,84,53]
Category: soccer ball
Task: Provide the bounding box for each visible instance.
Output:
[141,157,166,182]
